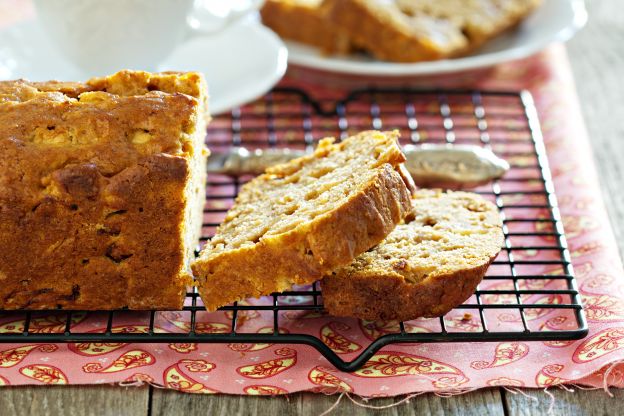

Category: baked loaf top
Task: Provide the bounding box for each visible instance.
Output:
[0,70,209,309]
[322,189,504,321]
[193,130,413,311]
[0,71,208,181]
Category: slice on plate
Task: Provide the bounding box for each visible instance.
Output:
[321,189,504,321]
[193,130,413,311]
[323,0,542,62]
[261,0,352,54]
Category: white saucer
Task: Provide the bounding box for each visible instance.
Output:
[286,0,586,76]
[0,18,287,114]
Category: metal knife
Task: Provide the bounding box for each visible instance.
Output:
[206,144,509,189]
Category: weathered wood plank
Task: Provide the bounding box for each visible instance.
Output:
[151,388,504,416]
[0,386,149,416]
[503,387,624,416]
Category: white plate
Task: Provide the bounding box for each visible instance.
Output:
[0,18,287,114]
[287,0,587,76]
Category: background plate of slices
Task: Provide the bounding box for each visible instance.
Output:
[285,0,587,76]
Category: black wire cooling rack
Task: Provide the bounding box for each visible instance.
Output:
[0,87,588,372]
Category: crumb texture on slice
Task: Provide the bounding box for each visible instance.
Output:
[0,70,209,310]
[193,130,412,311]
[322,189,504,321]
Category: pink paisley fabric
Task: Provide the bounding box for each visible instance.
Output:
[1,3,624,394]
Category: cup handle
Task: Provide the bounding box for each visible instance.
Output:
[186,0,264,36]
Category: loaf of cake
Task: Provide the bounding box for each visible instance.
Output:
[264,0,542,63]
[322,189,504,321]
[0,70,209,310]
[192,130,413,311]
[261,0,352,54]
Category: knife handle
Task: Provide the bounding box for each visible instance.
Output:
[221,148,306,175]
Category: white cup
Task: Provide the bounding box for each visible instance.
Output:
[33,0,263,75]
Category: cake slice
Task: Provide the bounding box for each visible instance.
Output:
[193,130,412,311]
[0,70,209,309]
[324,0,542,62]
[322,189,504,321]
[395,0,543,51]
[261,0,352,54]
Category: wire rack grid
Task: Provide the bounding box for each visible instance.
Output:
[0,87,587,372]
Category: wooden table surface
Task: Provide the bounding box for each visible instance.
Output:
[3,1,624,415]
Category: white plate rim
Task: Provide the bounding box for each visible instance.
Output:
[183,22,288,114]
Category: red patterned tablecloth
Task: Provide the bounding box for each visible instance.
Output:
[1,1,624,396]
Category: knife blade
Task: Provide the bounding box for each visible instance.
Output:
[206,144,509,189]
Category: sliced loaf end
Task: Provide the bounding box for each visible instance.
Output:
[193,130,412,311]
[322,189,504,321]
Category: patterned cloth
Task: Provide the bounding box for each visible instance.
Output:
[1,2,624,393]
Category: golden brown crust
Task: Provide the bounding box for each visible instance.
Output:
[0,70,209,310]
[322,255,495,321]
[193,131,412,311]
[321,190,504,321]
[261,0,352,54]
